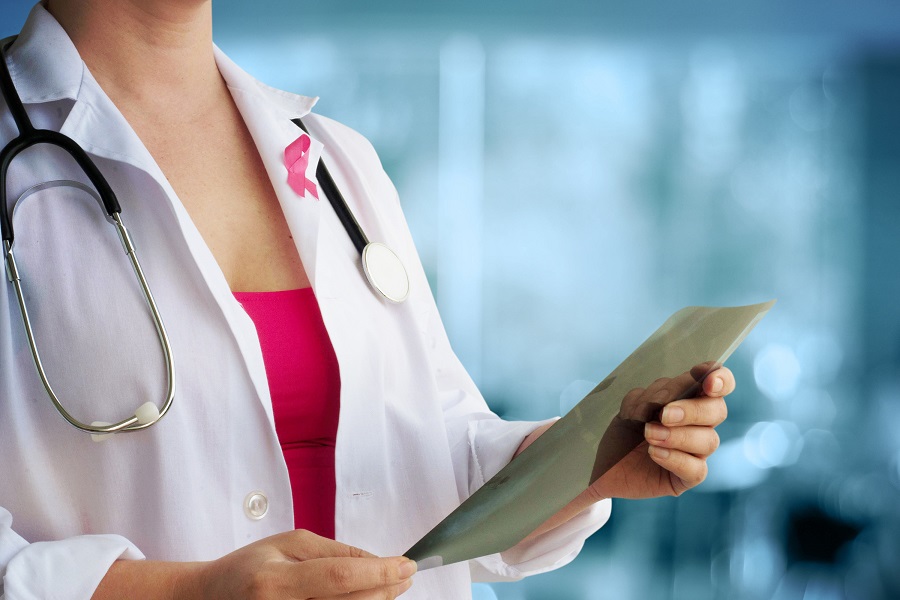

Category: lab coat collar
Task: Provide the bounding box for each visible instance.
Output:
[4,3,83,106]
[5,3,163,177]
[213,46,319,121]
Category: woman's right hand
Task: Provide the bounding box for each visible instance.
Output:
[92,529,415,600]
[184,529,416,599]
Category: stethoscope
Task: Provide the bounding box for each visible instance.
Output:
[0,36,410,440]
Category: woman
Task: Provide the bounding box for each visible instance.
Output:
[0,1,733,598]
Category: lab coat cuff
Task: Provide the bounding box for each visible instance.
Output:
[3,534,145,600]
[466,417,557,494]
[469,497,611,582]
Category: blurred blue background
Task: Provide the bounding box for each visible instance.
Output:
[4,1,899,598]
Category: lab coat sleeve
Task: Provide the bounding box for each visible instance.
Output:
[320,117,612,581]
[0,507,144,600]
[421,290,612,582]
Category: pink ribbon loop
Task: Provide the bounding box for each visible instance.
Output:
[284,133,320,200]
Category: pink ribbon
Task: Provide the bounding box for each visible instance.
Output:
[284,133,320,200]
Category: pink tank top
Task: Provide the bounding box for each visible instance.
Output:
[233,288,340,539]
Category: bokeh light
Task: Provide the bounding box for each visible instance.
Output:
[754,345,803,402]
[743,421,804,469]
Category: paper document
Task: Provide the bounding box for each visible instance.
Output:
[405,301,775,570]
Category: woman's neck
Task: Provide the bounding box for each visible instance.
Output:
[45,0,225,120]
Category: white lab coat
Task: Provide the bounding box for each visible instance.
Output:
[0,5,610,599]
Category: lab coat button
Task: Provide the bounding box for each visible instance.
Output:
[244,491,269,520]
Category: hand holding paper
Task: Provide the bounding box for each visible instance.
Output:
[406,301,774,570]
[516,361,734,540]
[589,362,733,498]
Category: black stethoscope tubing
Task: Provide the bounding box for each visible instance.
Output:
[0,37,122,247]
[291,118,369,255]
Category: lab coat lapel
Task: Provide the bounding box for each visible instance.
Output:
[215,49,326,292]
[51,75,284,428]
[36,49,291,429]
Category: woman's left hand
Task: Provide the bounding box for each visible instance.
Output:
[514,366,734,541]
[589,366,734,499]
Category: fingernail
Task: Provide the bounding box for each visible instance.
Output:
[712,378,724,393]
[645,423,669,441]
[398,559,417,579]
[648,445,670,459]
[662,406,684,424]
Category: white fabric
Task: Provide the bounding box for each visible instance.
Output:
[0,5,611,598]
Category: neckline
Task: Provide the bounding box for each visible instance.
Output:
[233,287,315,299]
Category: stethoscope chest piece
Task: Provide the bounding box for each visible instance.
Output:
[362,242,410,303]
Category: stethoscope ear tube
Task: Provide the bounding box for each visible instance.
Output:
[1,130,123,244]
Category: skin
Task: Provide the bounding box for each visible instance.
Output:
[46,0,311,293]
[515,365,733,540]
[39,0,734,596]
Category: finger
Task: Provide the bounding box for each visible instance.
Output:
[643,377,672,396]
[701,367,735,397]
[644,423,720,457]
[660,396,727,427]
[647,446,708,494]
[648,371,699,401]
[621,370,701,421]
[317,577,414,600]
[299,556,417,596]
[689,361,720,381]
[622,386,645,407]
[270,529,377,561]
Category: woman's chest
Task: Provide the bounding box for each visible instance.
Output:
[130,105,310,293]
